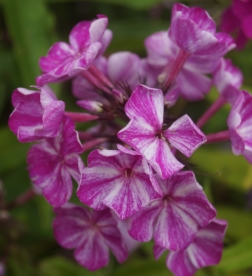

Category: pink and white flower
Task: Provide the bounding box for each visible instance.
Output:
[221,0,252,49]
[128,171,216,251]
[213,58,243,104]
[8,86,65,142]
[37,16,112,85]
[164,219,227,276]
[169,3,235,58]
[27,116,84,207]
[118,85,206,179]
[228,90,252,163]
[145,31,218,101]
[77,147,161,220]
[53,204,128,271]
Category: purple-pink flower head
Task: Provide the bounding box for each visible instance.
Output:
[9,86,65,143]
[128,171,216,251]
[169,3,235,58]
[77,147,161,220]
[213,58,243,104]
[221,0,252,49]
[53,204,128,271]
[37,15,112,85]
[144,31,218,101]
[228,90,252,163]
[27,116,84,207]
[118,84,206,179]
[166,219,227,276]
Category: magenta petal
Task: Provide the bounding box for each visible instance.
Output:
[167,218,227,276]
[187,219,227,269]
[39,42,75,73]
[78,149,159,219]
[169,15,217,55]
[176,68,212,101]
[167,250,197,276]
[69,21,91,51]
[53,206,128,270]
[220,7,239,33]
[108,52,141,89]
[124,84,164,127]
[128,201,162,242]
[53,205,91,249]
[164,115,206,157]
[152,171,216,250]
[89,16,108,44]
[172,4,216,33]
[153,244,166,260]
[74,233,109,271]
[242,14,252,38]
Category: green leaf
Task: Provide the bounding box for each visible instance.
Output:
[216,235,252,272]
[39,256,103,276]
[44,0,164,10]
[109,258,171,276]
[0,127,30,175]
[216,205,252,240]
[190,146,250,191]
[2,0,57,86]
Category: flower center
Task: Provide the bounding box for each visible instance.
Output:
[155,130,165,139]
[124,168,133,178]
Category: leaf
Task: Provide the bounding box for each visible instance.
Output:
[0,127,30,175]
[190,146,250,191]
[38,256,103,276]
[109,258,171,276]
[216,235,252,272]
[216,205,252,240]
[2,0,57,86]
[44,0,165,10]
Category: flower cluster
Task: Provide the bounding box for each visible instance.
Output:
[9,3,252,276]
[221,0,252,49]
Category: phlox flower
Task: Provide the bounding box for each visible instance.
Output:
[53,204,128,271]
[145,31,218,100]
[118,84,206,179]
[27,116,84,207]
[37,15,112,85]
[169,3,235,58]
[213,58,243,104]
[221,0,252,49]
[160,219,227,276]
[77,147,160,220]
[8,86,65,142]
[228,90,252,163]
[128,171,216,251]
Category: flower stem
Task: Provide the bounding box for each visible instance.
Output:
[206,130,230,143]
[82,138,108,152]
[6,189,35,210]
[162,49,190,90]
[196,95,226,129]
[65,112,99,123]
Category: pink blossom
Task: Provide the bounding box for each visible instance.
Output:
[213,58,243,104]
[8,86,65,142]
[221,0,252,49]
[53,204,128,271]
[169,3,235,58]
[118,85,206,179]
[128,171,216,251]
[37,16,112,85]
[27,116,84,207]
[145,31,218,100]
[228,90,252,163]
[165,219,227,276]
[77,147,160,220]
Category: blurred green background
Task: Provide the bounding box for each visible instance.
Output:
[1,0,252,275]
